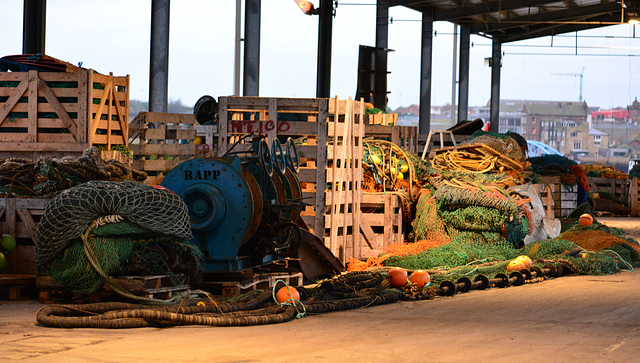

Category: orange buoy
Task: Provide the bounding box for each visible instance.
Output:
[507,259,525,271]
[515,255,533,269]
[409,270,431,288]
[388,267,408,287]
[579,214,593,226]
[276,286,300,303]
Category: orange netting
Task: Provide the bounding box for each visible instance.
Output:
[560,229,640,254]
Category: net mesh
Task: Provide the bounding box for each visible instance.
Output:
[36,181,197,295]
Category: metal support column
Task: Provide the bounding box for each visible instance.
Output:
[419,10,433,135]
[457,25,470,122]
[22,0,46,54]
[374,0,389,109]
[489,37,502,133]
[149,0,170,113]
[243,0,261,96]
[450,24,458,125]
[316,0,333,98]
[233,0,242,96]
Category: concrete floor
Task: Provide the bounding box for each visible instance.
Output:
[0,217,639,362]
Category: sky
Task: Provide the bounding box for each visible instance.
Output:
[1,0,639,111]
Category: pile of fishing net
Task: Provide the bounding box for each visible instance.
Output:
[36,180,202,296]
[582,162,628,179]
[462,130,528,162]
[36,271,403,328]
[0,146,147,198]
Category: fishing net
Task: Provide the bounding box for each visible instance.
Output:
[582,162,628,179]
[464,131,527,162]
[36,181,198,295]
[0,146,147,198]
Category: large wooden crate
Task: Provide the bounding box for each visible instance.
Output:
[364,125,419,153]
[587,177,629,203]
[631,178,640,217]
[367,113,398,126]
[129,112,198,183]
[0,198,49,275]
[0,69,129,160]
[536,176,578,218]
[360,193,404,259]
[217,96,365,262]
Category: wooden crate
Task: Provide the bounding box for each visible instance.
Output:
[367,113,398,126]
[587,177,629,203]
[129,112,198,183]
[365,125,419,153]
[0,274,36,300]
[536,176,578,218]
[0,69,129,160]
[631,178,640,217]
[0,198,50,275]
[359,193,404,259]
[217,96,365,263]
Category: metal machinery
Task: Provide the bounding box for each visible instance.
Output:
[161,134,305,271]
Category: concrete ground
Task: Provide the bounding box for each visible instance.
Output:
[0,217,639,362]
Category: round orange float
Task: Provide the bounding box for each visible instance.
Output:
[388,267,408,287]
[409,270,431,288]
[276,286,300,303]
[579,214,593,226]
[514,255,533,269]
[507,259,525,271]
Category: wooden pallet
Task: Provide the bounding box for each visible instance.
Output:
[0,69,129,160]
[0,274,36,300]
[200,272,303,298]
[359,193,405,259]
[36,274,189,303]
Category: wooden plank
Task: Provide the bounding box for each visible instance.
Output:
[77,69,88,144]
[0,78,29,125]
[136,143,197,155]
[143,112,196,125]
[27,70,37,142]
[6,198,16,237]
[38,77,78,140]
[16,208,38,243]
[144,128,166,140]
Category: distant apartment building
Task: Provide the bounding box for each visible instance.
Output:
[628,98,640,125]
[498,100,589,151]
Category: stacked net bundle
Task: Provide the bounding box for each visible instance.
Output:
[582,162,628,179]
[36,181,199,295]
[361,139,420,200]
[0,146,147,198]
[463,130,528,162]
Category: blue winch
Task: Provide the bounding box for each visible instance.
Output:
[161,135,303,271]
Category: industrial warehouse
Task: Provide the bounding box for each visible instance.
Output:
[2,1,640,362]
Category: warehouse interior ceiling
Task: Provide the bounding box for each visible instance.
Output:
[390,0,640,43]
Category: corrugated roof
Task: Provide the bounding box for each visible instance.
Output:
[390,0,640,43]
[499,100,588,117]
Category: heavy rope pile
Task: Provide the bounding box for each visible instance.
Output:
[464,130,528,162]
[36,181,200,297]
[36,271,403,328]
[0,147,146,198]
[582,162,628,179]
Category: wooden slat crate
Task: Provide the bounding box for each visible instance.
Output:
[365,125,419,153]
[0,69,129,160]
[536,176,578,218]
[0,198,48,275]
[129,112,198,183]
[217,96,365,263]
[631,178,640,217]
[587,177,629,203]
[88,71,130,150]
[367,113,398,126]
[359,193,404,259]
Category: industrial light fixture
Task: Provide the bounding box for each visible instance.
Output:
[293,0,316,15]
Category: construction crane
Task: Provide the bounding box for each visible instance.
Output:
[552,67,585,102]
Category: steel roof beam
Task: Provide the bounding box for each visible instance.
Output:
[469,2,622,34]
[431,0,562,22]
[501,13,624,42]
